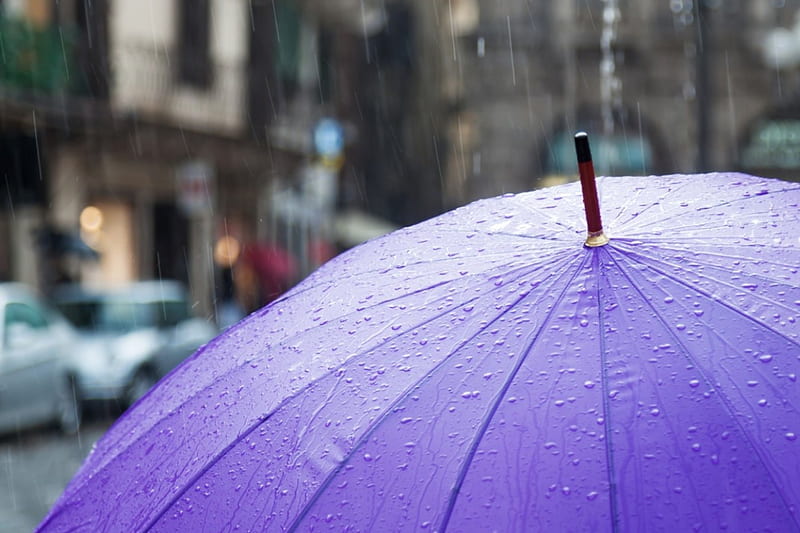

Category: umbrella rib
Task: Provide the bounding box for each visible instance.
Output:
[621,217,800,238]
[605,177,698,232]
[613,246,800,348]
[285,259,578,532]
[617,185,800,234]
[438,252,592,532]
[272,251,577,353]
[134,255,580,532]
[507,196,584,236]
[612,238,800,262]
[75,251,579,505]
[621,236,799,246]
[593,249,622,533]
[427,226,578,243]
[613,243,800,288]
[606,251,800,528]
[269,245,573,305]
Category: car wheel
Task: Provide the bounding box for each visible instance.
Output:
[126,367,158,406]
[56,376,83,435]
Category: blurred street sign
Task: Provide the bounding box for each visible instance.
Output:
[177,160,214,215]
[313,118,345,159]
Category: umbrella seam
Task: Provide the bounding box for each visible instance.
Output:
[621,217,800,238]
[613,242,800,319]
[508,195,585,236]
[605,176,700,232]
[132,253,579,532]
[615,247,800,348]
[438,251,591,532]
[284,259,573,532]
[606,250,800,530]
[612,240,800,270]
[413,227,579,242]
[614,182,800,234]
[64,253,574,502]
[611,248,800,413]
[595,249,622,533]
[258,245,576,314]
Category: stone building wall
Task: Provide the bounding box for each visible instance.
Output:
[431,0,791,205]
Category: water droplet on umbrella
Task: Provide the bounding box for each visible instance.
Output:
[584,380,596,389]
[693,309,705,317]
[758,399,768,407]
[689,379,700,388]
[650,408,661,416]
[786,432,797,441]
[664,296,674,304]
[746,380,759,387]
[586,491,599,501]
[676,323,686,331]
[363,453,373,462]
[579,319,589,327]
[759,354,774,363]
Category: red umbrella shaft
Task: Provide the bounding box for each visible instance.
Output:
[574,132,609,247]
[578,161,603,233]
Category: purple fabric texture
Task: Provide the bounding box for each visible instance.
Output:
[39,173,800,532]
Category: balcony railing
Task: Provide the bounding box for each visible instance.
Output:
[112,42,245,135]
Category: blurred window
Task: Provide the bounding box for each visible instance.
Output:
[4,302,49,330]
[4,302,49,347]
[272,0,331,106]
[58,297,190,332]
[772,0,800,25]
[275,0,301,99]
[177,0,212,88]
[56,301,100,331]
[155,300,190,328]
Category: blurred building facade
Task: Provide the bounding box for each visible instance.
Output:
[430,0,800,205]
[2,0,799,319]
[0,0,437,321]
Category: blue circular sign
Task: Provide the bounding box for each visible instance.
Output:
[313,118,345,158]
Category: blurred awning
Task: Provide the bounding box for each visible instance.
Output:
[296,0,389,35]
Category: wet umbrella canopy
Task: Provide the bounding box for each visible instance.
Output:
[39,155,800,529]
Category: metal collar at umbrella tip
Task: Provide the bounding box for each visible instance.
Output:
[574,132,610,247]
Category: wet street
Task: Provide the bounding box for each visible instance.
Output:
[0,418,113,532]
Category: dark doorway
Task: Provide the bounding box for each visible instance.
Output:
[152,202,189,283]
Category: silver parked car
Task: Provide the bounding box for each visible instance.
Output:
[0,283,82,435]
[52,280,217,406]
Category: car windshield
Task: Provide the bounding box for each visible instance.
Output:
[57,298,190,332]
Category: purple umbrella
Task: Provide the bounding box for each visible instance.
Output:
[39,136,800,532]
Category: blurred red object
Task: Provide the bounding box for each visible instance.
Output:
[241,243,297,307]
[309,239,337,267]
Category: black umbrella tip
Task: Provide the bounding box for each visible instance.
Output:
[574,132,592,163]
